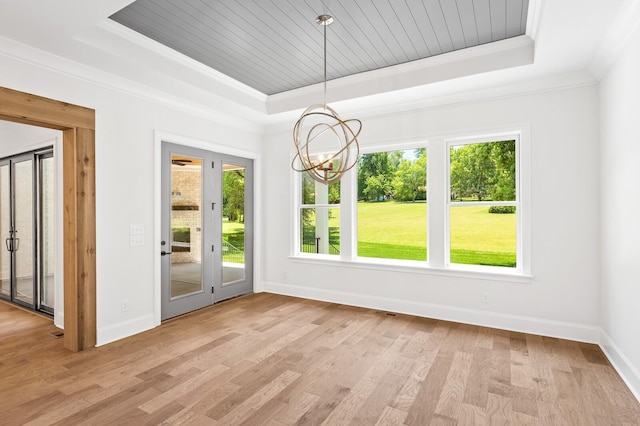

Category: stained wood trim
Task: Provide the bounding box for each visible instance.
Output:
[0,87,95,130]
[1,86,96,352]
[63,128,97,351]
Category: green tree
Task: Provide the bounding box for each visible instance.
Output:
[363,174,391,201]
[328,181,340,204]
[489,140,516,201]
[392,150,426,202]
[358,152,396,200]
[223,169,245,222]
[450,143,495,201]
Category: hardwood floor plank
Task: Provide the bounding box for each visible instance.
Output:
[273,391,320,424]
[374,406,408,425]
[215,369,300,424]
[485,392,514,424]
[139,363,230,414]
[463,347,491,408]
[405,353,454,425]
[294,384,350,425]
[434,351,474,419]
[0,294,638,425]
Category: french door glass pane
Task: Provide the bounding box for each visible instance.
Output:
[170,155,203,299]
[40,156,55,309]
[0,164,9,297]
[222,163,246,285]
[14,159,34,305]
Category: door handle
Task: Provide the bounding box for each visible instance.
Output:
[161,250,173,256]
[13,238,19,251]
[5,238,11,251]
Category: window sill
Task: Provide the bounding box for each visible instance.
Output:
[288,254,532,284]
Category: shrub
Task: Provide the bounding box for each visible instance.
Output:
[488,206,515,214]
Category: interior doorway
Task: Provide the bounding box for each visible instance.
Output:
[0,86,96,352]
[161,142,254,320]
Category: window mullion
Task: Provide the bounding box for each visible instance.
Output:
[428,139,446,268]
[340,167,356,261]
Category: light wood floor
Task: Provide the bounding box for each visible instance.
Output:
[1,294,639,425]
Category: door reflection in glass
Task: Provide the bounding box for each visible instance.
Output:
[222,163,246,285]
[170,155,203,299]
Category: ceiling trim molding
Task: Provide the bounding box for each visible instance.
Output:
[588,0,640,80]
[264,70,597,134]
[525,0,545,41]
[0,35,267,133]
[267,35,535,115]
[90,20,268,105]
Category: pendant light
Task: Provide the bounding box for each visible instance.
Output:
[292,14,361,185]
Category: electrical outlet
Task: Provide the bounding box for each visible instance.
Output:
[481,292,489,303]
[121,299,129,312]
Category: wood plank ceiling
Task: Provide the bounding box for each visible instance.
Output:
[110,0,529,96]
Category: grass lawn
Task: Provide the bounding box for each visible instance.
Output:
[223,220,245,263]
[356,201,516,267]
[449,205,516,267]
[357,201,426,260]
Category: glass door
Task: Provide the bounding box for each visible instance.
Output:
[161,143,253,320]
[0,149,54,315]
[0,161,10,299]
[218,156,253,301]
[13,155,34,306]
[38,153,55,314]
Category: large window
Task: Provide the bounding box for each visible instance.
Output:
[357,149,427,261]
[448,138,518,268]
[293,131,526,276]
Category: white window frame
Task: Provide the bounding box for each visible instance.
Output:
[445,134,524,273]
[293,171,342,260]
[354,144,429,264]
[291,127,531,282]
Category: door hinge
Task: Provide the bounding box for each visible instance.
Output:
[212,161,215,168]
[212,244,215,252]
[212,202,216,210]
[212,286,215,294]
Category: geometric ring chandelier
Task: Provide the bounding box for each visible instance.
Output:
[292,14,361,185]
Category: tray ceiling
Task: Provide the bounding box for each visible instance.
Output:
[110,0,529,96]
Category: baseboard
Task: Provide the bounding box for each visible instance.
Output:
[599,329,640,403]
[262,281,601,343]
[54,311,63,330]
[96,314,155,346]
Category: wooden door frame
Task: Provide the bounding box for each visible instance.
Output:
[0,86,96,352]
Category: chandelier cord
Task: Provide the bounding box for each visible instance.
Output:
[323,22,327,109]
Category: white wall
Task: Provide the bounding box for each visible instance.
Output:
[263,84,601,342]
[0,121,60,156]
[599,21,640,399]
[0,48,262,345]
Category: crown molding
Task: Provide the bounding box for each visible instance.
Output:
[588,0,640,80]
[86,20,268,108]
[264,69,596,134]
[0,34,266,133]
